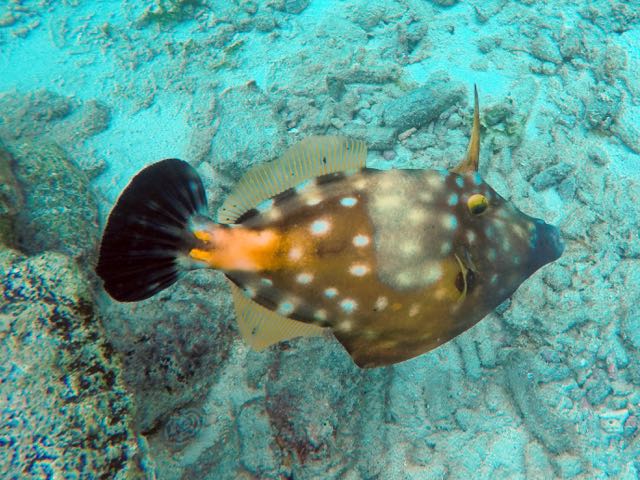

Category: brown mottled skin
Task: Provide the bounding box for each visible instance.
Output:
[222,166,563,367]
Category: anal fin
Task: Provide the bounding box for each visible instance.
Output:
[229,281,325,351]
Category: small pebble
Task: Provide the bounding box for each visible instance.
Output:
[398,127,417,141]
[382,150,396,161]
[599,409,629,435]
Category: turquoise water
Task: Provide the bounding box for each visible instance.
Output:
[1,1,639,478]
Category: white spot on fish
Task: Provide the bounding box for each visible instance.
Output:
[441,214,458,230]
[243,286,257,298]
[340,298,358,313]
[440,241,452,255]
[422,262,442,284]
[426,173,443,189]
[304,193,322,206]
[261,277,273,287]
[338,319,353,332]
[324,287,338,298]
[340,196,358,207]
[374,296,388,311]
[353,234,370,247]
[466,230,477,243]
[296,272,313,284]
[349,264,369,276]
[487,248,497,261]
[450,302,463,313]
[377,339,399,351]
[409,304,420,317]
[310,219,330,235]
[434,287,448,300]
[448,193,459,206]
[362,329,377,339]
[455,176,464,188]
[419,191,434,203]
[495,221,509,238]
[314,309,327,322]
[378,175,397,191]
[395,271,413,287]
[374,195,402,211]
[400,241,420,256]
[353,178,367,190]
[512,224,527,239]
[472,173,483,186]
[408,209,427,224]
[267,207,282,220]
[288,246,303,261]
[277,301,295,316]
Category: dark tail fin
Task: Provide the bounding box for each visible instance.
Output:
[96,159,207,302]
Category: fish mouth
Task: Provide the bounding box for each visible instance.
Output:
[530,220,564,271]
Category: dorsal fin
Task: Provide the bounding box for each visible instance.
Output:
[228,281,325,351]
[453,85,480,174]
[217,136,367,224]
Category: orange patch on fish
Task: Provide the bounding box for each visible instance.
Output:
[190,227,280,271]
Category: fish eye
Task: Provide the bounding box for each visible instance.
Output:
[467,194,488,215]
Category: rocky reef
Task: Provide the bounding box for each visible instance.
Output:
[0,91,147,478]
[0,249,146,478]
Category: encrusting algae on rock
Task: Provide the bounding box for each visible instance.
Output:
[96,87,564,368]
[0,249,146,478]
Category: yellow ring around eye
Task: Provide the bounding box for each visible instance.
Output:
[468,194,488,215]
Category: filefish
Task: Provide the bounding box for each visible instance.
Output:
[96,88,564,368]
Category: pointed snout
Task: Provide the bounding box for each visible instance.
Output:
[529,219,564,272]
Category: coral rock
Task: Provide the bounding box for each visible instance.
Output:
[0,250,146,478]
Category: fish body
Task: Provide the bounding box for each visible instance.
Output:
[97,89,564,368]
